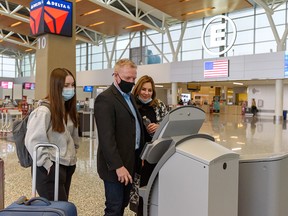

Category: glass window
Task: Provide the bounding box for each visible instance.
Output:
[182,50,202,61]
[92,53,103,62]
[255,13,269,28]
[186,19,203,27]
[162,53,172,63]
[183,26,203,40]
[235,30,254,44]
[255,41,277,54]
[273,10,286,25]
[255,27,274,42]
[131,36,140,48]
[146,33,162,45]
[92,45,102,53]
[182,38,202,51]
[91,62,102,70]
[227,44,254,56]
[233,16,254,31]
[116,39,130,50]
[228,8,254,18]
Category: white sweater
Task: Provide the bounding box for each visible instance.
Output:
[25,105,79,171]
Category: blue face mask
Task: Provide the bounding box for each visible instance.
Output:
[62,88,75,101]
[138,96,152,104]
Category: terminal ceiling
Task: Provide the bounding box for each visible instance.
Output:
[0,0,255,57]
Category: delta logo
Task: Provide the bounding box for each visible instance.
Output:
[30,0,72,37]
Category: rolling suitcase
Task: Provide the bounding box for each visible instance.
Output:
[0,143,77,215]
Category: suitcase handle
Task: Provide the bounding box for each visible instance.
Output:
[32,143,60,201]
[25,197,51,206]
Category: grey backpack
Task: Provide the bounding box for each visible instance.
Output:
[12,102,50,168]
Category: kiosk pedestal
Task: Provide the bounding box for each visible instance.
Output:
[239,154,288,216]
[139,106,239,216]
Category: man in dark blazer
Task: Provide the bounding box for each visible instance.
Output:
[94,59,144,216]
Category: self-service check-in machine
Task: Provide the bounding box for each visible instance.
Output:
[139,106,239,216]
[238,154,288,216]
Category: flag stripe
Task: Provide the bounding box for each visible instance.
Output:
[204,60,229,78]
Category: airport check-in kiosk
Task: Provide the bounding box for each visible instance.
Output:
[139,106,239,216]
[238,154,288,216]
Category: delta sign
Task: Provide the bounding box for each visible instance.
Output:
[30,0,72,37]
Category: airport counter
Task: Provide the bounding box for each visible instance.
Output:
[199,105,242,115]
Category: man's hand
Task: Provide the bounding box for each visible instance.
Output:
[116,166,132,185]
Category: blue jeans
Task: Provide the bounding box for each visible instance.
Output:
[103,180,132,216]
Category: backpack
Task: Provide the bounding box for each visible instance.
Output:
[12,102,50,168]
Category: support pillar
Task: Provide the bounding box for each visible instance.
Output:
[171,82,178,109]
[274,79,283,122]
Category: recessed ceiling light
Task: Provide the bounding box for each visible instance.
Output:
[80,9,101,16]
[182,7,215,16]
[10,21,22,27]
[233,82,243,85]
[88,21,105,27]
[124,24,143,29]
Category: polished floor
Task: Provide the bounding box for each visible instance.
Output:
[1,113,288,215]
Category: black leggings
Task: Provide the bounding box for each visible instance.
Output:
[34,163,76,201]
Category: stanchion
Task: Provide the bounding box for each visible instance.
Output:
[89,98,95,167]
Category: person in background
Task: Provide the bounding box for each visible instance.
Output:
[131,75,168,216]
[25,68,79,201]
[94,59,145,216]
[178,98,183,105]
[251,98,258,117]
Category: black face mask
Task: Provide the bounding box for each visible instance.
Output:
[118,75,135,93]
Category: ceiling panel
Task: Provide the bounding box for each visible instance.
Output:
[0,15,30,35]
[76,0,148,36]
[141,0,253,21]
[7,0,31,7]
[0,40,30,53]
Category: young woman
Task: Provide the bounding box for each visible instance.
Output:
[131,75,168,215]
[25,68,79,201]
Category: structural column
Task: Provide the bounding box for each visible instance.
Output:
[274,79,283,122]
[35,0,76,100]
[171,82,178,109]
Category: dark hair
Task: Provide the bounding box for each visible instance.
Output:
[47,68,78,133]
[132,75,158,107]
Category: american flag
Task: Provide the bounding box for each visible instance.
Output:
[204,59,229,78]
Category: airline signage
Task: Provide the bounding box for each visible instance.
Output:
[30,0,72,37]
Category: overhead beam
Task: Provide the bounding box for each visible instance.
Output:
[88,0,166,33]
[0,29,36,49]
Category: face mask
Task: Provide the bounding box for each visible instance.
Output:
[62,88,75,101]
[138,96,152,104]
[118,75,135,93]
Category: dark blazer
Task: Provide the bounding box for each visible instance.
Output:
[94,84,145,182]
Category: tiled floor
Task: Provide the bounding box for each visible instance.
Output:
[0,135,135,216]
[1,113,288,215]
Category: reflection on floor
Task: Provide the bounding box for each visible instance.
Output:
[1,113,288,215]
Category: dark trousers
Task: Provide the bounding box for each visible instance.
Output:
[35,163,76,201]
[104,180,132,216]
